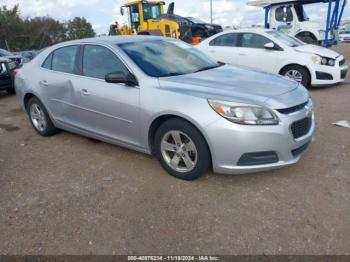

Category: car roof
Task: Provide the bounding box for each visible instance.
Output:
[58,35,168,46]
[218,28,274,34]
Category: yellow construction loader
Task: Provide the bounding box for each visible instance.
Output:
[109,0,193,43]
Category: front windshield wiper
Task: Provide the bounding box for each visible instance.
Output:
[193,62,225,73]
[158,72,185,77]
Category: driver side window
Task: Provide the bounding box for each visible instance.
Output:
[276,6,293,22]
[241,33,272,49]
[82,45,129,80]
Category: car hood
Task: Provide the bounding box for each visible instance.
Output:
[294,44,340,58]
[158,65,307,109]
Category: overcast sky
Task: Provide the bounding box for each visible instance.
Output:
[1,0,349,34]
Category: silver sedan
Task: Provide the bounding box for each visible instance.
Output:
[15,36,315,180]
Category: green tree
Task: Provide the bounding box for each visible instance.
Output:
[24,17,67,49]
[66,17,95,40]
[0,5,24,50]
[0,5,95,51]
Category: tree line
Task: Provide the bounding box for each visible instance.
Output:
[0,5,96,51]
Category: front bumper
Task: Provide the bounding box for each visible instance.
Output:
[310,56,348,86]
[204,102,315,175]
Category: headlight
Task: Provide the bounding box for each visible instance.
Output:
[208,99,279,125]
[312,55,335,66]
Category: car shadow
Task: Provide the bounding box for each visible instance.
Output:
[308,81,350,91]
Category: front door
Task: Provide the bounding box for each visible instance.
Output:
[272,5,295,34]
[234,33,282,74]
[70,44,141,147]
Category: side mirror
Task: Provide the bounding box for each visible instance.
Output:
[264,42,275,50]
[105,71,138,86]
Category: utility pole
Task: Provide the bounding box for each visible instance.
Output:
[210,0,213,24]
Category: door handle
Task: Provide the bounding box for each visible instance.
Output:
[81,89,90,96]
[209,50,216,53]
[40,80,49,86]
[238,53,247,56]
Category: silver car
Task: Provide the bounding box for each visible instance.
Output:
[15,36,315,180]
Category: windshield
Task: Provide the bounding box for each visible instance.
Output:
[295,4,309,22]
[143,4,161,20]
[267,31,305,47]
[0,49,13,56]
[118,40,222,77]
[187,17,206,24]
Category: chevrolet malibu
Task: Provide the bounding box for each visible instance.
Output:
[15,36,315,180]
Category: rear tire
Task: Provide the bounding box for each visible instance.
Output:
[154,118,211,180]
[27,97,59,137]
[280,65,310,88]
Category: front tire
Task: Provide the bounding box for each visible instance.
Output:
[280,65,310,88]
[154,118,211,180]
[27,97,59,137]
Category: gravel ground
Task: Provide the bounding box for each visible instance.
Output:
[0,44,349,255]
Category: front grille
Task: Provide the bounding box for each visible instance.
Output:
[341,69,348,79]
[339,59,346,67]
[291,117,312,139]
[277,101,308,114]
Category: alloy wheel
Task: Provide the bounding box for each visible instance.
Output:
[30,104,47,132]
[160,130,198,173]
[285,70,303,83]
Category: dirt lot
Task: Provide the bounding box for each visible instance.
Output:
[0,44,349,255]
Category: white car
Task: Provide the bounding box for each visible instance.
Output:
[339,30,350,42]
[197,29,348,87]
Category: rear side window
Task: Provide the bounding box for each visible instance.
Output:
[42,53,53,69]
[51,45,79,74]
[241,33,271,49]
[82,45,128,79]
[210,33,238,47]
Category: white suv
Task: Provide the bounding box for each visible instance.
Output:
[197,28,348,87]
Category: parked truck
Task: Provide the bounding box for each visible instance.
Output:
[247,0,347,46]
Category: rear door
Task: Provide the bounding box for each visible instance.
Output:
[69,44,141,147]
[203,33,241,65]
[39,45,81,124]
